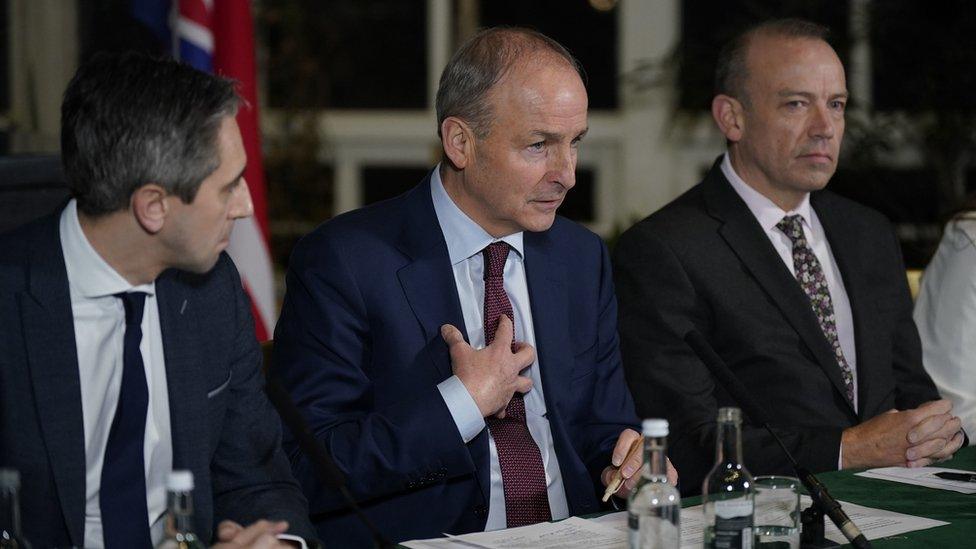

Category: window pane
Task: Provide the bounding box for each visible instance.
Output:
[678,0,850,111]
[478,0,618,110]
[872,0,976,111]
[262,0,427,109]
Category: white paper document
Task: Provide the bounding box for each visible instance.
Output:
[856,466,976,494]
[798,496,948,543]
[401,517,627,548]
[590,509,705,548]
[403,497,947,548]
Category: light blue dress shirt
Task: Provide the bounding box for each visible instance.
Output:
[430,167,570,529]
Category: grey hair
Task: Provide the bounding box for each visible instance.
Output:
[435,26,583,139]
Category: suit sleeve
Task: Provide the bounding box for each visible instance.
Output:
[209,256,317,542]
[579,237,642,493]
[613,226,843,493]
[272,234,476,514]
[882,222,941,409]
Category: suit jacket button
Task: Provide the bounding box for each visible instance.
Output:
[474,505,488,518]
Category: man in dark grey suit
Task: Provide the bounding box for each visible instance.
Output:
[0,53,314,548]
[614,19,964,494]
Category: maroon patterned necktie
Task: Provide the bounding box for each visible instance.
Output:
[482,242,552,527]
[776,214,856,406]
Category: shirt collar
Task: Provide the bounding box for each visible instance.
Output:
[430,165,524,266]
[721,152,812,232]
[59,199,156,299]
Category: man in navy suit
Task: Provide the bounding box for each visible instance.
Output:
[273,27,673,545]
[0,53,314,548]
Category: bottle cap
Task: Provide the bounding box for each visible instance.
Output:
[642,418,669,437]
[167,470,195,492]
[0,468,19,488]
[717,407,741,422]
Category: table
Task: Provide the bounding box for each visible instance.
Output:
[396,446,975,547]
[790,445,976,547]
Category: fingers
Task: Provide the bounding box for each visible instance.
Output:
[906,457,934,468]
[223,520,289,548]
[217,520,244,541]
[943,430,966,457]
[512,341,536,369]
[614,429,643,479]
[666,458,679,487]
[611,429,641,467]
[914,399,953,418]
[930,430,966,462]
[440,324,466,348]
[514,375,534,394]
[490,314,515,348]
[908,413,955,444]
[906,437,947,463]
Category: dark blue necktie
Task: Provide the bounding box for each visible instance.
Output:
[100,291,152,548]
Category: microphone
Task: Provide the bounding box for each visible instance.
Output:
[265,376,395,549]
[683,330,871,549]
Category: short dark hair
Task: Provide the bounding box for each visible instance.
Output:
[435,27,583,139]
[60,52,240,217]
[715,18,831,102]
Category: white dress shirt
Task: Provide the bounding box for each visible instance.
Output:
[914,218,976,442]
[430,168,570,530]
[722,155,857,467]
[59,199,172,548]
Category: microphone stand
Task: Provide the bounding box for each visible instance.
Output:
[265,376,396,549]
[684,330,871,549]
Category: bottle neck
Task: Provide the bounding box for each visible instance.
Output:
[643,435,669,481]
[715,419,743,464]
[166,490,196,535]
[0,484,21,536]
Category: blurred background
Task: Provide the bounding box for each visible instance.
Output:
[2,0,976,331]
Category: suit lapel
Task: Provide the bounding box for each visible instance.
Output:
[18,215,86,547]
[156,271,209,476]
[704,165,856,415]
[812,194,876,419]
[395,178,469,380]
[523,231,572,418]
[394,177,490,504]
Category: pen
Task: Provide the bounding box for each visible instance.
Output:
[601,435,644,502]
[934,472,976,483]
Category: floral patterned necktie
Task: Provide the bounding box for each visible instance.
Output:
[776,215,856,406]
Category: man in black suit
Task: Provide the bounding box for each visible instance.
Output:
[0,53,313,548]
[614,19,964,493]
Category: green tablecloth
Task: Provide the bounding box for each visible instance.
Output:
[787,445,976,547]
[395,446,975,547]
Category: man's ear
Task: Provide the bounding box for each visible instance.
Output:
[440,116,475,170]
[712,94,745,143]
[131,184,169,234]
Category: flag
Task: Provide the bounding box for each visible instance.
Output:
[133,0,276,341]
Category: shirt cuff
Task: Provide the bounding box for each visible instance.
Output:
[838,441,844,470]
[437,375,486,443]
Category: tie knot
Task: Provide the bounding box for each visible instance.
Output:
[117,292,148,327]
[483,242,510,279]
[776,214,806,243]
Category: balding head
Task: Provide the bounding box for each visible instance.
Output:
[715,18,831,105]
[435,27,583,139]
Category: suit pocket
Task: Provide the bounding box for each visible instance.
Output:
[206,371,232,399]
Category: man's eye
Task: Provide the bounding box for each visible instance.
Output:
[528,141,545,152]
[830,100,846,111]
